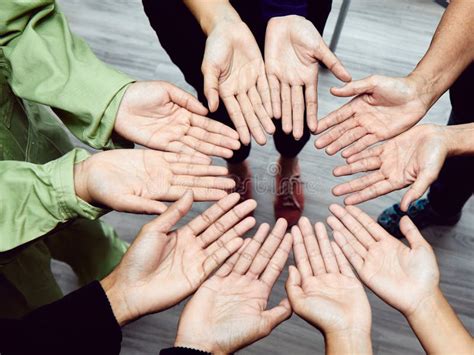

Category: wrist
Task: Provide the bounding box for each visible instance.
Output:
[406,287,444,323]
[442,124,474,157]
[405,71,440,111]
[325,329,372,355]
[73,160,92,203]
[188,0,242,36]
[100,273,135,327]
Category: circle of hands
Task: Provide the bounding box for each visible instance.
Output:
[82,14,447,354]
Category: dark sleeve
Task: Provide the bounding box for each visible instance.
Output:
[0,281,122,355]
[160,347,211,355]
[260,0,308,22]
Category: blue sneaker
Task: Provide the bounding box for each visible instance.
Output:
[377,198,462,239]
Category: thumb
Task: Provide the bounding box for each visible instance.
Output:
[116,195,168,215]
[330,76,376,97]
[315,41,351,82]
[202,65,220,112]
[400,172,435,212]
[262,298,292,332]
[146,190,194,233]
[165,82,208,116]
[285,265,304,302]
[399,216,429,249]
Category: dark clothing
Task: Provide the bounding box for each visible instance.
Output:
[0,281,122,355]
[428,63,474,216]
[160,348,210,354]
[142,0,332,163]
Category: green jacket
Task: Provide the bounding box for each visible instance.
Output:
[0,0,134,252]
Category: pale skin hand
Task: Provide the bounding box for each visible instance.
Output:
[332,124,448,211]
[202,20,275,146]
[287,218,372,355]
[328,204,439,316]
[114,81,241,160]
[315,75,430,158]
[73,149,235,214]
[265,15,351,140]
[101,191,257,326]
[175,219,293,354]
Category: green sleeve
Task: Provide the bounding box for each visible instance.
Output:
[0,149,106,252]
[0,1,135,149]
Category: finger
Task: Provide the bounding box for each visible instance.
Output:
[170,163,228,176]
[346,145,384,164]
[233,223,271,275]
[237,93,267,145]
[262,298,292,331]
[316,117,357,151]
[249,86,275,135]
[291,85,305,140]
[314,41,351,82]
[332,171,385,196]
[345,205,390,242]
[330,76,376,98]
[172,175,235,190]
[333,231,364,271]
[181,135,234,159]
[267,74,281,119]
[314,222,339,273]
[161,151,211,165]
[205,216,256,255]
[344,180,395,205]
[257,74,274,118]
[186,193,240,235]
[165,82,208,115]
[214,239,249,277]
[326,215,368,258]
[399,216,430,249]
[167,186,228,201]
[400,172,435,212]
[202,237,244,277]
[331,241,356,277]
[198,199,258,247]
[187,126,240,150]
[290,225,314,277]
[145,190,193,232]
[341,134,380,159]
[190,114,240,140]
[329,204,377,248]
[298,217,326,276]
[315,100,355,135]
[305,81,318,133]
[166,141,211,162]
[285,265,304,303]
[223,96,251,145]
[248,218,288,278]
[260,233,293,288]
[326,127,368,155]
[115,195,168,215]
[202,66,220,112]
[333,157,382,177]
[281,83,292,134]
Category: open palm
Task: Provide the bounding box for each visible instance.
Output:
[203,21,274,145]
[332,124,448,210]
[329,204,439,316]
[114,81,240,159]
[175,219,292,353]
[287,218,371,334]
[316,75,429,158]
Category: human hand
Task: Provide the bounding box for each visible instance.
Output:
[315,75,431,158]
[265,15,351,139]
[328,204,439,316]
[174,219,293,353]
[114,81,240,160]
[202,19,275,145]
[101,191,257,325]
[332,124,448,210]
[73,149,234,214]
[287,218,371,338]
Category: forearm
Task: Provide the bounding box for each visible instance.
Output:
[407,287,473,355]
[325,330,373,355]
[443,123,474,156]
[182,0,242,35]
[409,0,474,108]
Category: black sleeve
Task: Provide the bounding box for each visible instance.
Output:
[160,347,211,355]
[0,281,122,355]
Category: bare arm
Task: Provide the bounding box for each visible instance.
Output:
[444,123,474,156]
[182,0,241,35]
